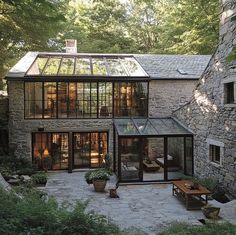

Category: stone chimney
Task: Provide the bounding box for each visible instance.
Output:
[65,39,77,53]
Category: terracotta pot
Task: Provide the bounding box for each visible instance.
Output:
[93,180,107,192]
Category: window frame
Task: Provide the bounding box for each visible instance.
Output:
[222,76,236,107]
[206,138,224,166]
[24,81,149,119]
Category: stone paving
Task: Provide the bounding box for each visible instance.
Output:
[44,171,209,234]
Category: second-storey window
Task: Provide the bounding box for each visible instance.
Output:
[24,81,148,119]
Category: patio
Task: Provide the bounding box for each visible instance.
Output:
[44,171,206,234]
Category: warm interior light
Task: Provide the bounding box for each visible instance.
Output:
[43,148,49,157]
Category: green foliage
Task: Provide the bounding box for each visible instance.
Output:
[85,171,93,184]
[226,47,236,62]
[159,222,236,235]
[31,172,48,185]
[0,186,126,235]
[195,177,218,192]
[88,168,110,181]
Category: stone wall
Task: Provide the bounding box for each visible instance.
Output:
[8,81,114,163]
[149,80,196,117]
[173,0,236,195]
[0,95,8,154]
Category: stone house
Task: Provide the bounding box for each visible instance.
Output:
[5,51,210,182]
[174,0,236,195]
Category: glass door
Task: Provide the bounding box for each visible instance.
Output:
[73,132,108,169]
[73,133,91,168]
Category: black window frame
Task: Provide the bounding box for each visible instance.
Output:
[224,82,235,104]
[24,81,149,119]
[209,144,221,164]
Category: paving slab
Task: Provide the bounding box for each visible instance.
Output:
[43,171,235,235]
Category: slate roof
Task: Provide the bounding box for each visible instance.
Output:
[135,54,211,80]
[5,52,211,80]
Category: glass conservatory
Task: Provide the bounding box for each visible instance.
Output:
[114,118,193,182]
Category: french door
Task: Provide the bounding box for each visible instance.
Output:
[73,132,108,168]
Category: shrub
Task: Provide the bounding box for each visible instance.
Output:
[88,168,110,182]
[31,173,48,185]
[84,171,93,184]
[0,186,126,235]
[16,167,35,176]
[159,222,236,235]
[0,166,13,180]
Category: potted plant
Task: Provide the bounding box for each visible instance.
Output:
[84,171,93,184]
[89,168,110,192]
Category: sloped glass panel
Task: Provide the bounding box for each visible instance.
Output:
[27,57,48,75]
[106,58,127,76]
[43,57,61,75]
[134,119,157,135]
[59,57,74,75]
[75,58,91,75]
[92,58,107,76]
[114,119,139,135]
[122,57,146,76]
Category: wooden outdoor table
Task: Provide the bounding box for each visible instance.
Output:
[172,180,211,210]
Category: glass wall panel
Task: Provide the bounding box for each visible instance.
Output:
[121,57,146,76]
[25,82,43,118]
[58,82,68,118]
[83,83,91,117]
[73,132,108,168]
[91,83,98,117]
[99,82,112,117]
[143,138,164,181]
[120,138,141,181]
[167,137,185,180]
[33,133,68,170]
[185,137,193,175]
[76,83,84,117]
[106,58,126,76]
[68,83,77,118]
[114,82,147,117]
[44,82,57,118]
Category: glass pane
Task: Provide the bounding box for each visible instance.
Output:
[51,133,69,170]
[68,83,77,118]
[143,138,164,181]
[77,83,83,117]
[24,82,43,118]
[120,138,140,181]
[75,58,91,75]
[83,83,91,117]
[27,57,48,75]
[106,58,127,76]
[121,57,146,76]
[134,119,157,135]
[185,137,193,175]
[92,58,107,76]
[73,133,90,167]
[32,133,52,170]
[99,82,112,118]
[91,83,98,117]
[44,82,57,118]
[43,57,61,75]
[58,57,74,75]
[58,82,68,118]
[167,137,185,180]
[115,119,139,135]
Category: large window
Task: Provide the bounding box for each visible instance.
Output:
[25,82,148,119]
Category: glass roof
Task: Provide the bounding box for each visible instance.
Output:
[26,55,148,77]
[114,118,192,136]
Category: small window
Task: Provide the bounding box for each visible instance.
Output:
[224,82,235,104]
[209,144,221,164]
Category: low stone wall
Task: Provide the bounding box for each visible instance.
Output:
[173,0,236,196]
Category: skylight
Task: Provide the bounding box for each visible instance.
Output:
[26,55,148,77]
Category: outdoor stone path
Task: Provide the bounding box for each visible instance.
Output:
[43,172,230,235]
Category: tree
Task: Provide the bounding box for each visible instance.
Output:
[0,0,68,88]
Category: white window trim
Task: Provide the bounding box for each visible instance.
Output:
[221,75,236,107]
[206,138,224,167]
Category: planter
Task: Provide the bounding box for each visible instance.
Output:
[201,206,220,219]
[93,180,107,192]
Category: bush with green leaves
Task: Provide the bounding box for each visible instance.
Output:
[0,187,126,235]
[31,172,48,185]
[85,171,93,184]
[88,168,110,182]
[159,222,236,235]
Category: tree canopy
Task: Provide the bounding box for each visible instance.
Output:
[0,0,220,87]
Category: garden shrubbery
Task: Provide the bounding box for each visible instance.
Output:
[0,187,126,235]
